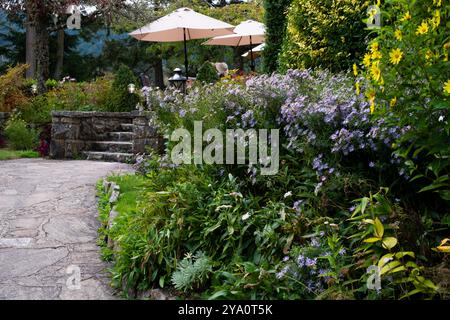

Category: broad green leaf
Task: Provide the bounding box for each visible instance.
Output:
[361,197,369,214]
[381,260,401,275]
[364,237,381,243]
[438,191,450,201]
[374,218,384,238]
[400,288,422,299]
[382,237,398,250]
[389,266,406,274]
[378,253,394,268]
[419,183,449,193]
[395,251,415,259]
[208,290,228,300]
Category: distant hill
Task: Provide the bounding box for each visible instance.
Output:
[0,10,127,59]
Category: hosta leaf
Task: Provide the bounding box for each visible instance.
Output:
[374,218,384,238]
[382,237,398,250]
[394,251,415,259]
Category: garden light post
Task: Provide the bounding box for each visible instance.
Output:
[128,83,136,94]
[169,68,187,94]
[31,84,38,95]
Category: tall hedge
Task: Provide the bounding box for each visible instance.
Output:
[279,0,369,73]
[262,0,292,73]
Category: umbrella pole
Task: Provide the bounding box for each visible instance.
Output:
[183,28,188,77]
[249,35,255,72]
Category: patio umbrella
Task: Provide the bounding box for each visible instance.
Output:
[203,20,265,71]
[242,43,265,59]
[129,7,234,77]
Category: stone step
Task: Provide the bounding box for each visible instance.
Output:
[83,151,135,163]
[108,132,134,142]
[88,141,133,153]
[120,123,134,132]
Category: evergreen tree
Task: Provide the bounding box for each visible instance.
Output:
[262,0,292,73]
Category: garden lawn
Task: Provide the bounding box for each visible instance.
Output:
[0,149,39,160]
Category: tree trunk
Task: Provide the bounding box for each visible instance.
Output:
[26,0,49,93]
[53,29,64,80]
[25,22,36,78]
[154,58,164,89]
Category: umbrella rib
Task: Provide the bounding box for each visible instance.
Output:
[237,36,243,47]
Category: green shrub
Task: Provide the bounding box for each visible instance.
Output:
[106,65,140,112]
[0,64,29,112]
[4,118,38,150]
[358,0,450,202]
[279,0,369,73]
[18,75,113,125]
[196,62,219,84]
[45,79,59,90]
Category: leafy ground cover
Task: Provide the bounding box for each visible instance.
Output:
[0,148,39,160]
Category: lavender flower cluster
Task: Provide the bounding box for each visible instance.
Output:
[144,69,409,181]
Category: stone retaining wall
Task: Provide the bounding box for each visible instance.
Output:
[50,111,163,159]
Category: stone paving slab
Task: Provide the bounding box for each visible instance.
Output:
[0,159,132,300]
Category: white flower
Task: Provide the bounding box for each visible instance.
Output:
[283,191,292,198]
[438,115,445,122]
[215,205,233,212]
[242,213,251,221]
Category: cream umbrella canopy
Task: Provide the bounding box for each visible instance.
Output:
[242,43,265,59]
[203,20,265,71]
[129,7,234,77]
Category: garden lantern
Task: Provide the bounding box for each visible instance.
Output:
[168,68,187,93]
[128,83,136,94]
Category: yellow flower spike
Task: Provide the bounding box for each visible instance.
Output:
[416,21,429,35]
[444,80,450,94]
[400,11,411,22]
[390,97,397,107]
[394,29,402,41]
[353,63,358,76]
[363,53,372,67]
[389,48,403,65]
[355,82,361,95]
[370,101,375,114]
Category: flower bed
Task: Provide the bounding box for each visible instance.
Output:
[98,69,449,300]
